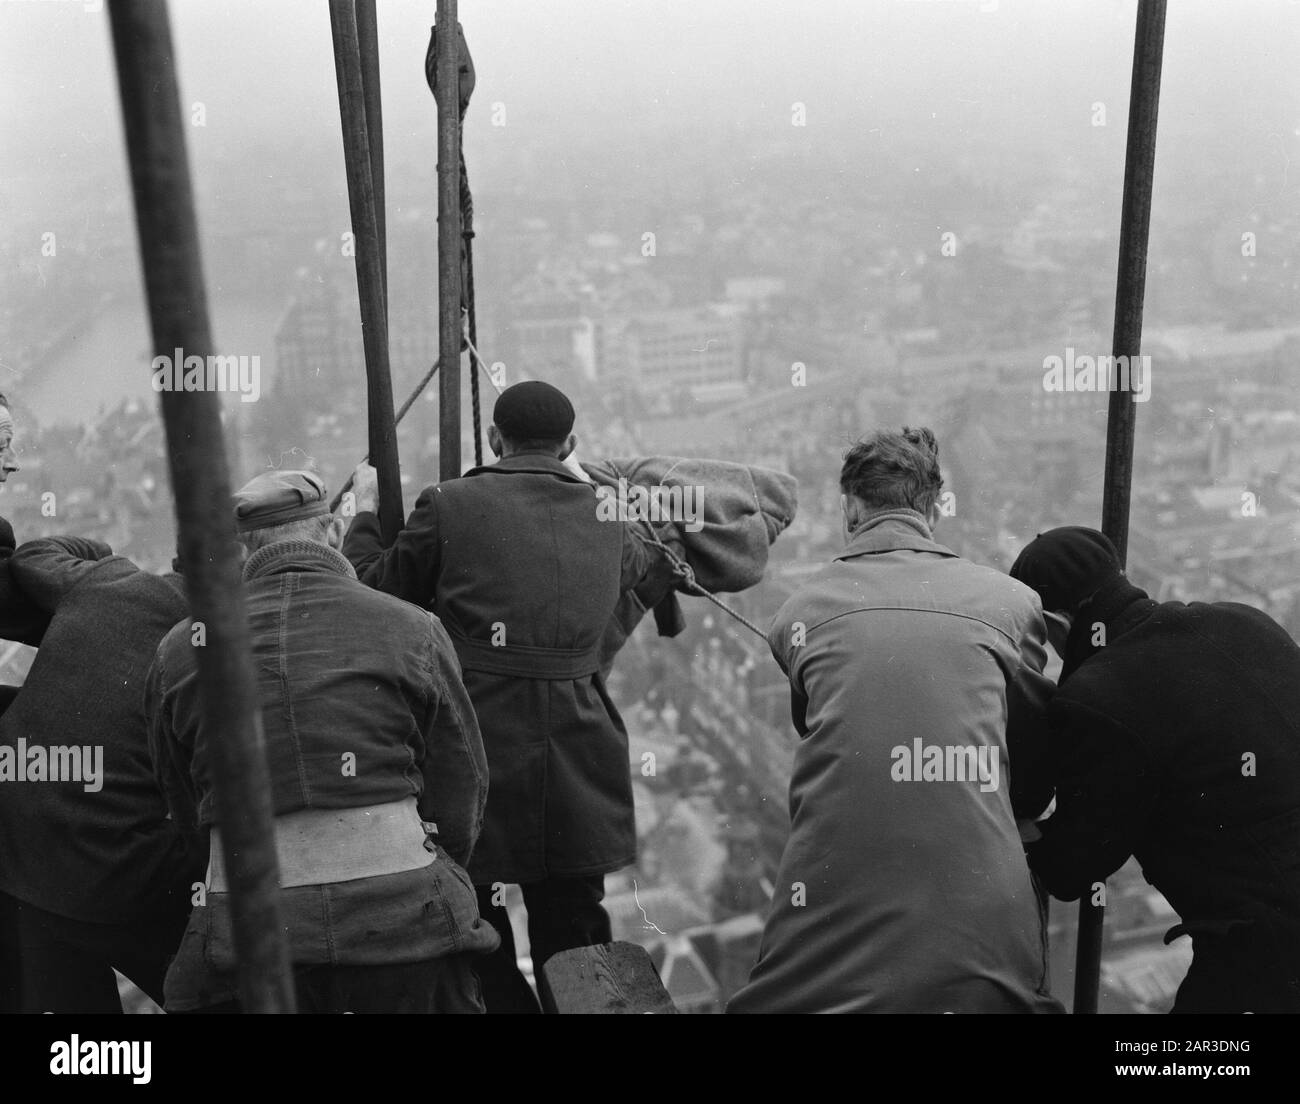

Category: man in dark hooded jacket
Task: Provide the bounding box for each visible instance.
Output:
[1011,526,1300,1013]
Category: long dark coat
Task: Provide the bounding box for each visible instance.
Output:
[344,452,649,884]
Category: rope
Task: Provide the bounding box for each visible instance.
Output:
[639,528,770,643]
[465,230,483,467]
[463,332,504,394]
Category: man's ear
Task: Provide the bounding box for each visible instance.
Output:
[841,493,864,535]
[557,433,577,461]
[487,425,503,458]
[926,501,942,530]
[326,515,347,549]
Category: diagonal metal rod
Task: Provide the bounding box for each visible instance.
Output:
[436,0,463,482]
[329,0,404,543]
[329,356,440,513]
[1081,0,1167,1016]
[328,340,504,514]
[107,0,295,1013]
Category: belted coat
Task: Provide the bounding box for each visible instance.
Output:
[345,452,651,884]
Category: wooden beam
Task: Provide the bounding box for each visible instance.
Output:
[435,0,463,482]
[540,942,679,1015]
[1083,0,1167,1017]
[107,0,295,1013]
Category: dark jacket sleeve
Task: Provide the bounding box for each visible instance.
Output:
[343,488,440,607]
[144,636,202,837]
[619,521,654,594]
[416,615,488,867]
[1004,613,1057,820]
[1027,698,1150,901]
[7,536,116,613]
[0,517,51,646]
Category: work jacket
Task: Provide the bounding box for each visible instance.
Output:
[729,511,1061,1013]
[147,540,494,1009]
[1029,576,1300,1013]
[344,452,651,884]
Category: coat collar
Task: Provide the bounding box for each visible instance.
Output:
[834,508,958,562]
[242,539,358,582]
[1060,574,1156,680]
[463,452,589,485]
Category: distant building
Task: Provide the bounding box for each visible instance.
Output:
[601,305,745,399]
[273,265,361,394]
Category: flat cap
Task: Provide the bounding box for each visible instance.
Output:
[234,470,330,533]
[492,380,574,441]
[1009,526,1122,614]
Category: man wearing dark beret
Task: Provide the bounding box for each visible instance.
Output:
[345,381,655,1013]
[1011,526,1300,1012]
[147,469,498,1013]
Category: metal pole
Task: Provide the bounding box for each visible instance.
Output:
[107,0,294,1013]
[1081,0,1167,1015]
[329,0,404,543]
[436,0,463,482]
[328,357,440,514]
[355,0,386,312]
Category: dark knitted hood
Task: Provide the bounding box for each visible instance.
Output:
[1060,574,1156,682]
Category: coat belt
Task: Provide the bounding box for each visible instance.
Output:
[206,797,432,892]
[449,630,599,680]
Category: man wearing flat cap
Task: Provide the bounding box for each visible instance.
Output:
[1011,526,1300,1012]
[345,380,654,1013]
[147,469,499,1013]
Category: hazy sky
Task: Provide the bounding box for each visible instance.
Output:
[2,0,1297,211]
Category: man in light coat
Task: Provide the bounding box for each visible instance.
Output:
[729,427,1062,1013]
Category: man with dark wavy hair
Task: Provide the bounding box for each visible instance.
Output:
[730,427,1061,1013]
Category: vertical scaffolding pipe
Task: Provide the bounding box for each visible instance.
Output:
[329,0,404,543]
[1081,0,1167,1016]
[355,0,386,312]
[107,0,294,1013]
[436,0,463,482]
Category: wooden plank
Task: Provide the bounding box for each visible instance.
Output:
[540,942,679,1015]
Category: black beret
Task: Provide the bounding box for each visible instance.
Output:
[234,470,329,533]
[1009,526,1122,614]
[492,381,574,441]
